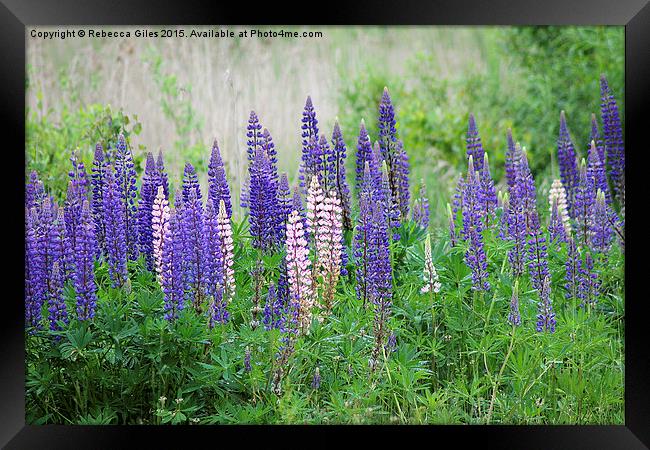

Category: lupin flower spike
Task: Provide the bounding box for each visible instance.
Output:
[421,234,441,295]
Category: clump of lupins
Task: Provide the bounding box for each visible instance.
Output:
[24,78,625,387]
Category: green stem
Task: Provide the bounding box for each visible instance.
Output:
[486,325,516,424]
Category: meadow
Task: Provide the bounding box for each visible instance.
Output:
[24,27,625,425]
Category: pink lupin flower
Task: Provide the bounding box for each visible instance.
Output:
[151,185,170,282]
[217,199,236,303]
[306,175,324,239]
[315,190,343,312]
[285,209,314,333]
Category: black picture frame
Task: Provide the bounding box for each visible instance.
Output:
[2,0,647,448]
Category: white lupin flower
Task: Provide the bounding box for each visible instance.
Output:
[151,185,170,282]
[548,179,571,235]
[421,234,441,295]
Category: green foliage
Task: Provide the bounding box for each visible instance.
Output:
[26,103,143,200]
[26,215,624,425]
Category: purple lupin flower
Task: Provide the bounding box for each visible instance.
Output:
[508,280,521,327]
[48,206,67,283]
[548,196,567,246]
[26,170,45,210]
[565,236,582,301]
[536,276,556,333]
[47,261,68,334]
[466,114,485,173]
[461,156,490,291]
[354,164,374,306]
[587,140,610,207]
[574,159,595,248]
[182,184,206,311]
[368,199,393,372]
[452,175,464,217]
[557,111,579,216]
[590,189,614,254]
[103,168,128,287]
[355,119,373,193]
[578,251,600,309]
[505,128,517,190]
[331,121,352,231]
[590,113,606,168]
[600,75,625,202]
[161,209,185,321]
[114,134,138,261]
[311,367,321,390]
[208,286,228,328]
[478,153,498,228]
[182,163,202,204]
[263,283,284,331]
[315,134,336,193]
[378,87,397,163]
[395,140,411,221]
[137,153,158,271]
[277,173,292,242]
[90,143,108,257]
[208,139,233,219]
[156,151,170,200]
[526,209,550,294]
[248,146,279,253]
[26,207,45,330]
[412,179,430,230]
[299,96,320,192]
[74,200,98,321]
[246,110,264,162]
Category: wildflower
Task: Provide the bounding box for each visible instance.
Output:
[156,151,170,199]
[421,234,441,295]
[161,209,185,321]
[590,189,615,254]
[536,276,556,333]
[285,209,314,333]
[412,180,430,230]
[354,166,373,306]
[299,96,320,193]
[466,113,485,172]
[47,261,68,335]
[311,367,321,389]
[207,139,233,219]
[137,153,158,271]
[90,143,108,256]
[277,173,292,241]
[578,251,600,308]
[461,156,490,291]
[306,175,325,243]
[508,280,521,327]
[315,191,343,312]
[74,200,98,321]
[152,186,170,282]
[26,207,45,329]
[378,87,397,163]
[263,283,284,330]
[182,183,207,311]
[247,145,279,253]
[548,179,571,236]
[574,159,596,248]
[504,128,517,189]
[103,168,128,287]
[114,134,139,260]
[548,196,567,245]
[394,140,411,221]
[204,198,227,325]
[355,119,373,192]
[587,139,610,206]
[217,199,236,303]
[26,170,45,210]
[331,120,352,230]
[600,75,625,201]
[478,152,498,227]
[557,111,579,216]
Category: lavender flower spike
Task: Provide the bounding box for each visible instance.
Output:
[536,276,556,333]
[208,139,233,219]
[466,113,485,172]
[557,111,579,216]
[103,168,128,287]
[600,75,625,202]
[74,200,98,321]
